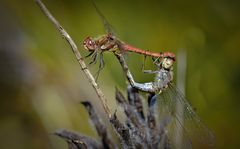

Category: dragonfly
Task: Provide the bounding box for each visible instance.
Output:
[115,53,215,148]
[83,0,176,80]
[83,0,214,148]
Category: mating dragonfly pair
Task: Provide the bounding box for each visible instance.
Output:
[83,0,214,148]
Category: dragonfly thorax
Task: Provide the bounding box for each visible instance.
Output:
[154,68,173,90]
[83,35,117,52]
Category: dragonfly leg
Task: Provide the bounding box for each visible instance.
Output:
[141,56,158,74]
[152,57,161,67]
[142,70,158,74]
[84,51,94,58]
[141,55,147,71]
[89,50,99,65]
[114,53,157,93]
[94,51,105,81]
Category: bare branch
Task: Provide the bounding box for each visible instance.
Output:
[35,0,111,118]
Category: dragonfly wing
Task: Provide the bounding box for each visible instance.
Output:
[157,83,215,148]
[91,0,127,56]
[91,0,116,35]
[157,92,192,149]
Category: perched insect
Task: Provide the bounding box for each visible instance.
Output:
[83,0,175,81]
[83,0,214,148]
[114,52,214,148]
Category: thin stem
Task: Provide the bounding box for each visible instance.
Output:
[35,0,111,118]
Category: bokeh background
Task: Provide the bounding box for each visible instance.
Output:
[0,0,239,148]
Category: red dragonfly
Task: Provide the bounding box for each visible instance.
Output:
[83,0,175,80]
[83,0,214,148]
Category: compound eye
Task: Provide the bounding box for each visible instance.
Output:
[88,40,93,45]
[83,37,95,50]
[87,38,96,50]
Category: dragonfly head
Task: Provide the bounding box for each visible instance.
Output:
[83,37,97,51]
[161,52,176,70]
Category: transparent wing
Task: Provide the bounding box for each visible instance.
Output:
[91,0,116,35]
[91,0,127,56]
[156,83,215,148]
[157,94,192,149]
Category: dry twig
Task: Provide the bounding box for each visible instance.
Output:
[35,0,111,118]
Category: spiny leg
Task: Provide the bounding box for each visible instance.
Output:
[94,51,105,81]
[152,57,161,67]
[89,50,99,65]
[82,51,94,66]
[84,51,94,59]
[141,55,158,74]
[141,55,147,72]
[82,51,97,69]
[152,57,160,63]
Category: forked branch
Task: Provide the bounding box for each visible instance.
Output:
[35,0,111,118]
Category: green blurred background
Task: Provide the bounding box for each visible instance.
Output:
[0,0,239,148]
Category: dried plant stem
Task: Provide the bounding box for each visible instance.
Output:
[35,0,111,118]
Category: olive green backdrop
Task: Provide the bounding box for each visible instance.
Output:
[0,0,239,148]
